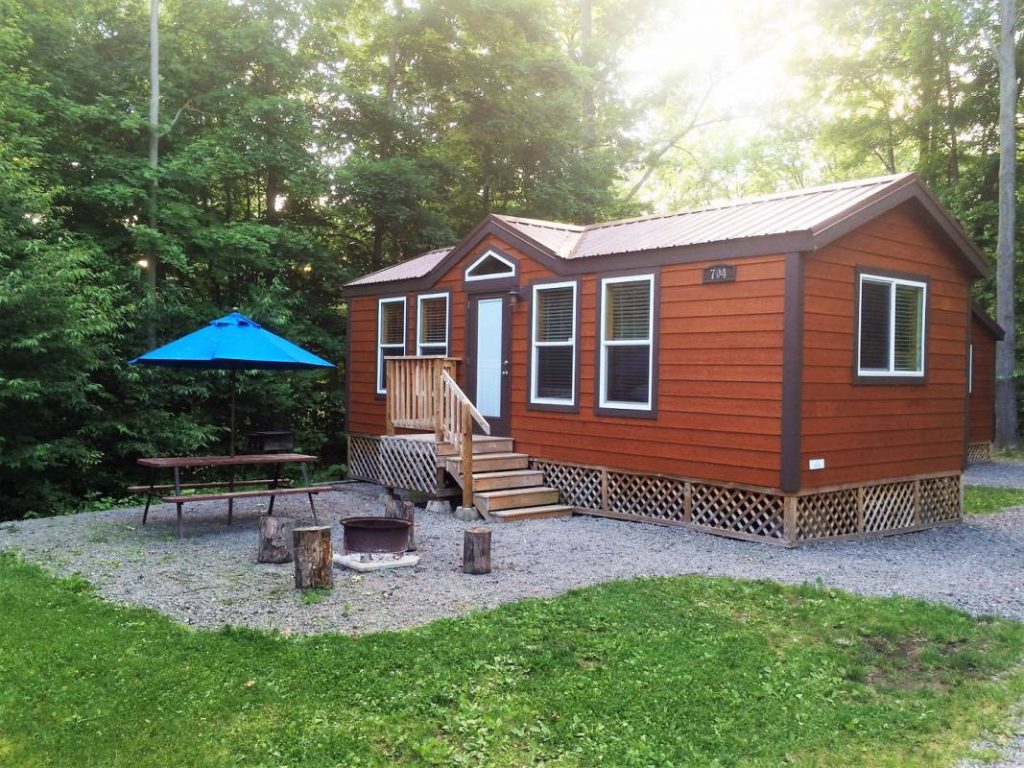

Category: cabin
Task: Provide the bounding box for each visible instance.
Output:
[968,304,1003,462]
[341,173,993,545]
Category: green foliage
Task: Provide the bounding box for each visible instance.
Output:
[964,485,1024,515]
[2,555,1024,765]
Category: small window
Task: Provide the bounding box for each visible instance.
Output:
[377,297,406,394]
[531,282,577,405]
[465,250,516,281]
[417,293,449,356]
[600,275,654,410]
[857,273,926,378]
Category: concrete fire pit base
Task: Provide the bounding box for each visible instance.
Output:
[333,552,420,573]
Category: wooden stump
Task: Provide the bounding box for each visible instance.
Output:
[462,526,491,575]
[293,525,333,589]
[257,516,294,564]
[384,497,417,551]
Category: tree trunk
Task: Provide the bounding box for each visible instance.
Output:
[293,526,333,588]
[996,0,1019,448]
[462,526,491,575]
[257,515,294,563]
[383,497,416,551]
[147,0,160,346]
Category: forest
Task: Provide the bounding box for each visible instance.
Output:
[0,0,1020,518]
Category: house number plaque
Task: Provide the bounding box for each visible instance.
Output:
[702,264,736,283]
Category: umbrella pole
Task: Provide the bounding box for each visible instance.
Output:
[230,368,237,456]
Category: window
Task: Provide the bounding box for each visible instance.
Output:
[376,297,406,394]
[599,275,654,410]
[417,293,449,356]
[465,249,516,281]
[531,282,577,405]
[857,273,926,377]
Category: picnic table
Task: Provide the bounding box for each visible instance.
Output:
[133,453,327,538]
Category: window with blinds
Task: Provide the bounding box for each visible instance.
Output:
[600,275,654,409]
[531,282,577,405]
[417,294,448,356]
[857,273,926,377]
[377,297,406,393]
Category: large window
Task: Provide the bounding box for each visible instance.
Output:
[417,293,449,356]
[376,297,406,394]
[857,273,926,378]
[531,281,577,406]
[599,275,654,410]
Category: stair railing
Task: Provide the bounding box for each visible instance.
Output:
[385,357,457,434]
[439,370,490,508]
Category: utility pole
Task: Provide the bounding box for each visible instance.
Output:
[995,0,1018,447]
[147,0,160,345]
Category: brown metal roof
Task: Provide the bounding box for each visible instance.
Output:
[344,173,987,290]
[345,247,451,287]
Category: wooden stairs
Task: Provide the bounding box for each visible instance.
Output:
[439,436,574,522]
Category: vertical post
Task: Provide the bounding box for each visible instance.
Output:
[683,482,692,523]
[856,486,865,533]
[461,401,474,509]
[434,360,444,442]
[783,495,797,545]
[385,359,395,435]
[913,478,921,528]
[600,468,609,511]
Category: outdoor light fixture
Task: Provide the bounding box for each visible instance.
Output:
[136,258,149,269]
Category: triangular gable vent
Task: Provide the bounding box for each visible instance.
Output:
[465,249,516,281]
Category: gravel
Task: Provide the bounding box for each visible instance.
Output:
[2,481,1024,635]
[965,460,1024,489]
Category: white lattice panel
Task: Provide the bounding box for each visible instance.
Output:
[607,472,687,522]
[863,481,915,532]
[796,489,858,540]
[920,476,960,523]
[967,443,992,463]
[380,437,437,494]
[531,461,602,509]
[347,434,381,483]
[691,484,784,538]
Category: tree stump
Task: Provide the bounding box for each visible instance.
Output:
[462,526,491,575]
[384,497,417,551]
[293,525,333,589]
[257,515,294,564]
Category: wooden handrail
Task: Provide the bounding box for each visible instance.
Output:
[384,357,490,509]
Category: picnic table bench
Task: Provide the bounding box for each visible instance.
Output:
[136,453,328,538]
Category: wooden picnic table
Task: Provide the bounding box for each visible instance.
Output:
[134,453,326,538]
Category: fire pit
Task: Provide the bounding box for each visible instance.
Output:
[341,516,412,554]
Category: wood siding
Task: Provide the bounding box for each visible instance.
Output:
[969,315,996,444]
[347,234,787,488]
[799,205,970,488]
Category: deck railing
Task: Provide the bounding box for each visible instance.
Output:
[384,356,490,508]
[385,356,457,434]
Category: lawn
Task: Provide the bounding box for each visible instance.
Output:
[1,553,1024,767]
[963,485,1024,515]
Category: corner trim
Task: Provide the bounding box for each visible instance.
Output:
[780,252,804,493]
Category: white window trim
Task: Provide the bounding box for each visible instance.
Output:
[376,297,406,394]
[465,249,516,281]
[856,273,927,378]
[599,274,654,410]
[530,281,577,406]
[416,292,449,357]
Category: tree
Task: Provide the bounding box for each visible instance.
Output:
[995,0,1018,447]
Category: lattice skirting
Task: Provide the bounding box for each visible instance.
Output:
[379,436,438,494]
[530,459,961,546]
[347,434,381,482]
[967,442,992,463]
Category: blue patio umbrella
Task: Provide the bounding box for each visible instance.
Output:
[130,312,334,454]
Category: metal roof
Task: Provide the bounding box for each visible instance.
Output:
[345,247,451,287]
[345,174,986,288]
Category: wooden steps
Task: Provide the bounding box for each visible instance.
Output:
[444,439,572,523]
[436,436,513,458]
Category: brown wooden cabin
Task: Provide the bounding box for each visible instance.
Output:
[968,304,1003,462]
[341,173,992,545]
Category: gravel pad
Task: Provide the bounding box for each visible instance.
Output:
[2,482,1023,636]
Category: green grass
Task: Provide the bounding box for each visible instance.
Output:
[1,552,1024,767]
[964,485,1024,515]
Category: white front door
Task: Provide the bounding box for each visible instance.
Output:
[475,298,503,420]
